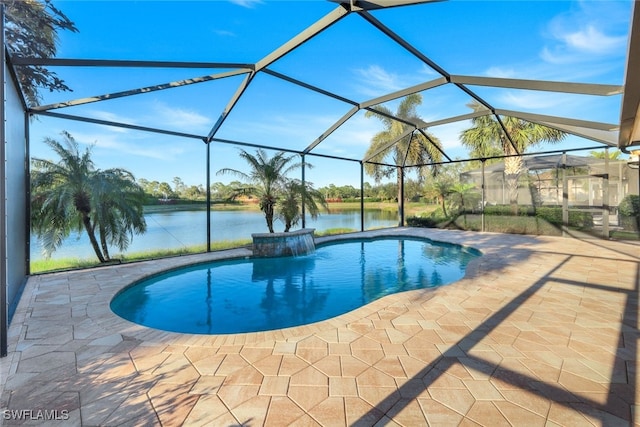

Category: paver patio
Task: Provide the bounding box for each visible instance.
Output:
[0,228,638,426]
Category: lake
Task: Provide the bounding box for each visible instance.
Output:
[30,208,399,261]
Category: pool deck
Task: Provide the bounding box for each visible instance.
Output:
[1,227,639,426]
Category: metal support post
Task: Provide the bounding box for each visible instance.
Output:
[603,148,610,239]
[206,141,211,252]
[481,159,486,232]
[360,162,364,232]
[301,154,306,229]
[1,3,8,357]
[398,167,405,227]
[562,152,568,237]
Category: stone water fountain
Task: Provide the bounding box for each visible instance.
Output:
[252,228,316,258]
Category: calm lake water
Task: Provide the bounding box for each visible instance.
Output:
[30,208,398,261]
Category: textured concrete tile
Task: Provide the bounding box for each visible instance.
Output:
[190,375,225,394]
[17,351,76,373]
[343,397,384,426]
[252,354,283,376]
[279,355,310,376]
[418,398,465,426]
[429,387,476,415]
[290,365,329,387]
[357,386,401,414]
[259,376,290,396]
[307,396,346,426]
[312,355,341,377]
[465,401,511,426]
[287,385,329,412]
[216,384,261,410]
[182,395,229,425]
[223,364,264,386]
[265,396,307,425]
[229,395,271,426]
[329,377,358,397]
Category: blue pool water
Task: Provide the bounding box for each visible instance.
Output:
[110,237,481,334]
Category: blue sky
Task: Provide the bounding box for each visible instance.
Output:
[28,0,633,188]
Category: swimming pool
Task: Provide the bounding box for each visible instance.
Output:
[110,237,481,334]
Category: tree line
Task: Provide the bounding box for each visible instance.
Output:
[137,177,413,204]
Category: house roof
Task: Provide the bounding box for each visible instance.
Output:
[461,154,609,176]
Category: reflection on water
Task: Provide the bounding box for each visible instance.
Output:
[31,208,398,261]
[111,237,481,334]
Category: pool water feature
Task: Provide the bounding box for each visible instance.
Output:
[252,228,316,257]
[110,237,481,334]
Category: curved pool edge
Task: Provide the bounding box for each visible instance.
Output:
[92,228,485,345]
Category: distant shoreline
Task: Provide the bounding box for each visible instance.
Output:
[143,201,434,216]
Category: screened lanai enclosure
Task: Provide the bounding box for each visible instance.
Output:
[2,0,640,355]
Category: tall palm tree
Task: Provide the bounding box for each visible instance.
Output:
[364,94,443,223]
[91,168,147,260]
[429,179,453,217]
[217,149,306,233]
[460,101,566,210]
[277,179,328,232]
[31,131,146,262]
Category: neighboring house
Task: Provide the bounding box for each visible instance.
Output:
[461,154,639,211]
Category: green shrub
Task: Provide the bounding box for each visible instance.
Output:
[619,195,640,217]
[408,205,593,232]
[483,205,533,216]
[535,207,593,230]
[406,216,440,227]
[618,195,640,232]
[407,208,449,228]
[535,206,562,224]
[569,211,594,230]
[483,215,562,235]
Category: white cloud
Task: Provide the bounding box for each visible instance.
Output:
[353,65,404,97]
[214,29,236,37]
[563,25,626,54]
[541,25,627,65]
[150,102,212,133]
[72,131,185,161]
[481,2,628,82]
[87,110,137,133]
[351,64,437,99]
[541,2,628,65]
[498,91,567,110]
[229,0,263,8]
[426,121,467,151]
[304,113,384,159]
[85,103,212,135]
[485,67,517,79]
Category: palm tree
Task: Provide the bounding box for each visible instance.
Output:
[429,180,453,217]
[217,149,307,233]
[277,179,329,232]
[364,94,443,223]
[31,131,146,262]
[590,149,622,160]
[4,0,78,105]
[449,182,479,214]
[460,101,566,211]
[91,168,147,260]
